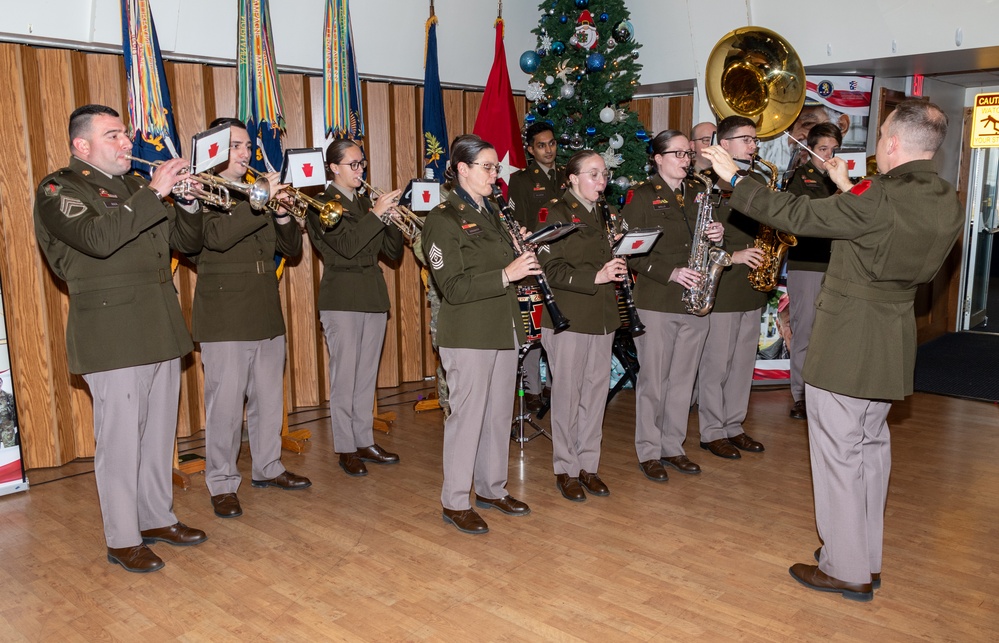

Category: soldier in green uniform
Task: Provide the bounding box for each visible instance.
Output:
[695,116,768,461]
[33,104,207,573]
[621,130,724,483]
[705,100,962,601]
[784,122,842,420]
[507,123,566,414]
[423,135,538,534]
[193,118,311,521]
[0,375,16,449]
[307,140,403,478]
[538,150,626,502]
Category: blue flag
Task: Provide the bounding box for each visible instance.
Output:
[422,14,449,182]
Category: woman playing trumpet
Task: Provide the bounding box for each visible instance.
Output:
[307,139,403,477]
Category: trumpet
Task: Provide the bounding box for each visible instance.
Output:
[360,179,423,242]
[245,167,342,228]
[126,155,271,211]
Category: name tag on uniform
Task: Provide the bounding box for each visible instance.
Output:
[461,221,482,236]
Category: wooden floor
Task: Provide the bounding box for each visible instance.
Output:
[1,385,997,641]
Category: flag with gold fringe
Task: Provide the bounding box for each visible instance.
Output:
[422,5,449,182]
[324,0,364,139]
[237,0,286,172]
[121,0,181,172]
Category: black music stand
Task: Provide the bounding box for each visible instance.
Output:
[607,328,640,404]
[511,343,550,446]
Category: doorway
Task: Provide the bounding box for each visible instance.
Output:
[959,146,999,332]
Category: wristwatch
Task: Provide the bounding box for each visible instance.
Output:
[149,186,164,201]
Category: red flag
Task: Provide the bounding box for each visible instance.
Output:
[472,18,526,195]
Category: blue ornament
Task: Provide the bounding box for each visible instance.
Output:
[636,128,647,140]
[617,195,626,206]
[599,12,609,22]
[519,50,540,74]
[537,103,550,116]
[549,99,558,109]
[559,15,568,24]
[536,48,546,58]
[525,114,537,125]
[585,126,597,136]
[574,0,589,8]
[585,52,606,72]
[551,41,565,55]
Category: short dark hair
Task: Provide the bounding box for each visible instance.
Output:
[325,138,360,166]
[446,134,495,184]
[889,100,949,154]
[807,122,842,148]
[717,115,756,140]
[68,104,119,147]
[650,129,686,156]
[525,122,555,147]
[209,117,247,131]
[565,149,602,177]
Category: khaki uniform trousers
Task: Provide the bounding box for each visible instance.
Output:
[786,270,824,403]
[697,309,761,442]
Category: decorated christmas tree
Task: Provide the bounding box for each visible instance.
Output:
[518,0,647,203]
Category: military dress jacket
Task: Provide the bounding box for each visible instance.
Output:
[729,159,962,400]
[508,160,567,231]
[306,183,404,313]
[785,160,836,272]
[192,200,302,342]
[536,190,621,335]
[707,169,769,313]
[421,188,525,349]
[33,157,202,374]
[620,175,705,314]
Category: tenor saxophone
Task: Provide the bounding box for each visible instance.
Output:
[682,170,732,316]
[747,154,797,291]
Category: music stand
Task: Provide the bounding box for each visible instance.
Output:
[607,328,640,404]
[512,342,549,446]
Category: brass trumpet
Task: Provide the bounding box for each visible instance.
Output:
[245,167,342,228]
[126,155,271,211]
[360,179,423,242]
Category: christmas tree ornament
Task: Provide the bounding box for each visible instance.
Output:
[599,106,616,123]
[574,0,589,8]
[549,99,558,108]
[569,10,599,50]
[559,15,568,24]
[539,33,553,53]
[614,175,631,189]
[632,50,640,60]
[536,48,546,58]
[613,20,634,42]
[537,103,550,116]
[609,133,624,149]
[586,126,597,136]
[559,133,572,146]
[519,50,541,73]
[606,37,617,50]
[559,83,576,99]
[551,41,566,55]
[525,82,546,102]
[525,114,536,125]
[569,133,584,150]
[599,12,609,22]
[586,52,606,72]
[545,75,555,85]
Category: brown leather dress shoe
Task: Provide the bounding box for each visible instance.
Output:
[789,563,873,602]
[524,393,543,415]
[639,460,669,482]
[790,399,807,420]
[661,454,701,474]
[251,470,312,490]
[729,432,765,452]
[475,494,531,516]
[338,452,368,476]
[555,474,586,502]
[107,545,164,573]
[578,470,609,496]
[700,438,741,459]
[442,508,489,534]
[211,492,243,518]
[356,443,400,464]
[140,522,207,547]
[814,547,881,589]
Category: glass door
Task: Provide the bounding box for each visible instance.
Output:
[960,147,999,330]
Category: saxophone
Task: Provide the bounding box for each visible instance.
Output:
[682,170,732,316]
[747,154,797,291]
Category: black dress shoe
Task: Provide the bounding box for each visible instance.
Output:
[555,474,586,502]
[475,494,531,516]
[729,433,765,452]
[251,470,312,490]
[700,438,741,459]
[661,455,701,474]
[107,545,164,573]
[140,522,207,547]
[790,399,807,420]
[638,460,669,482]
[814,547,881,589]
[211,492,243,518]
[442,508,489,534]
[789,563,873,602]
[578,470,609,496]
[356,443,400,464]
[338,452,368,476]
[524,393,543,415]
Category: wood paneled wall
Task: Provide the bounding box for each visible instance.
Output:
[0,42,690,469]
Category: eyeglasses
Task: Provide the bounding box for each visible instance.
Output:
[469,162,503,174]
[692,136,713,145]
[724,135,760,145]
[338,159,368,171]
[578,169,611,180]
[659,150,694,159]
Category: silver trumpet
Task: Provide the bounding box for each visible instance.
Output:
[126,155,271,211]
[360,179,423,242]
[245,167,342,228]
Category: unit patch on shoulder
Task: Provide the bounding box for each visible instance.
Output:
[60,196,87,218]
[43,181,61,197]
[850,179,873,196]
[625,189,634,205]
[428,242,444,270]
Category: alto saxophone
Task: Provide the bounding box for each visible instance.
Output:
[682,170,732,316]
[747,154,797,291]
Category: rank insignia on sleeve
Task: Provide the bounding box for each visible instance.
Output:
[625,189,634,205]
[538,207,548,223]
[850,179,872,196]
[59,196,87,218]
[428,242,444,270]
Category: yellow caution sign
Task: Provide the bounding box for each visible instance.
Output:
[971,93,999,148]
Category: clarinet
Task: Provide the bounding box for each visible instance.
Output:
[597,195,645,334]
[491,185,570,332]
